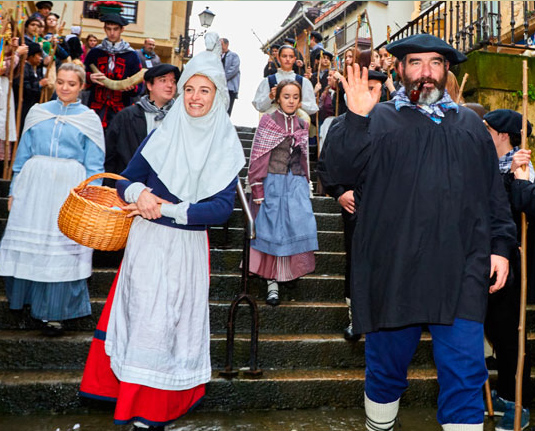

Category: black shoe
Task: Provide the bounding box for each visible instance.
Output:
[266,290,280,306]
[132,425,165,431]
[42,321,65,337]
[343,324,361,342]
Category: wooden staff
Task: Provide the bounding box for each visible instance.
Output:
[365,10,374,51]
[3,45,16,179]
[353,15,362,63]
[40,2,67,102]
[304,29,310,71]
[457,73,469,104]
[9,49,26,180]
[514,59,529,431]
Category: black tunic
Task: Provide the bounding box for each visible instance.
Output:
[324,103,517,333]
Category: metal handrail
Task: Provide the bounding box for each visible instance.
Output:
[219,180,262,379]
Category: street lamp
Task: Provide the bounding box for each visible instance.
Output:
[177,6,216,58]
[199,6,216,28]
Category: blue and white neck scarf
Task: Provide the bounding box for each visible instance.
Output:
[394,86,458,124]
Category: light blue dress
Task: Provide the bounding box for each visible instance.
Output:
[0,99,105,321]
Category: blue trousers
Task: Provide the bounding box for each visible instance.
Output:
[365,318,487,425]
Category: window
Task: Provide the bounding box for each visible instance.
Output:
[82,1,138,24]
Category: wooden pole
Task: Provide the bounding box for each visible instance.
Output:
[485,379,494,417]
[457,73,469,104]
[365,10,373,51]
[304,30,310,71]
[514,59,529,431]
[353,15,362,63]
[9,51,26,180]
[3,49,16,179]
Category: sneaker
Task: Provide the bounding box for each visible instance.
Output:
[487,390,514,416]
[495,404,530,431]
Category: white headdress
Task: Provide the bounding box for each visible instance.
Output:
[141,32,245,203]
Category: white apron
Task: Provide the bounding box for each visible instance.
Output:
[0,76,17,141]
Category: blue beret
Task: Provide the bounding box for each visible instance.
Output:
[99,13,129,27]
[386,34,467,65]
[484,109,532,137]
[144,64,181,82]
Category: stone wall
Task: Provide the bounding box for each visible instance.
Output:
[458,50,535,147]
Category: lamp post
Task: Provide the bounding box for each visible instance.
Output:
[178,6,216,58]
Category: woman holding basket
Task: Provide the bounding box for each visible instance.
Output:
[0,63,105,336]
[80,33,245,431]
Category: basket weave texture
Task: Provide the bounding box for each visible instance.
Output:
[58,173,133,251]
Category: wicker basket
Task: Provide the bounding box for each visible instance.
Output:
[58,173,133,251]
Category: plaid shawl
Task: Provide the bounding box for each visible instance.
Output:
[250,112,309,165]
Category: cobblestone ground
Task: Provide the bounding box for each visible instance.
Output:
[0,408,516,431]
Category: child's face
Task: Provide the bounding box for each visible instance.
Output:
[277,84,301,115]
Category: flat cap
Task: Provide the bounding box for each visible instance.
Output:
[311,31,323,42]
[484,109,532,137]
[386,33,467,65]
[99,13,129,27]
[144,63,181,82]
[36,1,53,9]
[368,70,388,84]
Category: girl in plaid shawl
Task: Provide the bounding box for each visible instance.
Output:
[248,80,318,306]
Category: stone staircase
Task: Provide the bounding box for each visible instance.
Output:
[0,126,532,416]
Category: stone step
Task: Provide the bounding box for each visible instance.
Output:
[0,331,434,371]
[0,368,443,415]
[83,270,345,301]
[0,298,349,334]
[209,227,345,252]
[90,248,345,274]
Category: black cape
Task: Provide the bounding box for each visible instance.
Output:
[324,103,517,333]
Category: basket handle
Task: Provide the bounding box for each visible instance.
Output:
[75,172,128,190]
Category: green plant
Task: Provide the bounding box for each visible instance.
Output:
[516,84,535,102]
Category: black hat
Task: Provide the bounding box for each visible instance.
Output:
[284,37,295,45]
[484,109,532,137]
[311,31,323,42]
[270,44,281,52]
[27,42,43,57]
[99,13,129,27]
[36,1,53,9]
[144,63,181,83]
[48,12,60,19]
[318,49,333,60]
[386,33,467,65]
[368,70,388,84]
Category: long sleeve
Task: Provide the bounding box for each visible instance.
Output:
[248,152,270,201]
[225,52,240,81]
[485,138,517,259]
[9,128,33,195]
[83,135,105,185]
[511,179,535,218]
[252,78,272,113]
[300,77,319,115]
[324,110,371,190]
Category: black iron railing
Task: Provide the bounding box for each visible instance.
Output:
[219,181,262,379]
[379,1,535,53]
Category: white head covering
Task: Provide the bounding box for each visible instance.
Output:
[140,32,245,203]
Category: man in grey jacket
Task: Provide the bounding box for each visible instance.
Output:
[220,38,240,116]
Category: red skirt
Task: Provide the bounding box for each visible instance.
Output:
[79,267,205,426]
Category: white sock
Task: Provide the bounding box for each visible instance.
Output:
[365,393,399,431]
[133,422,149,429]
[267,280,278,294]
[442,424,483,431]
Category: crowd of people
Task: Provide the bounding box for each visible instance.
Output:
[0,3,534,431]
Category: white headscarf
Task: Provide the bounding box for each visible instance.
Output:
[140,32,245,204]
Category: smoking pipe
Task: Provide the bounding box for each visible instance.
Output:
[409,81,425,104]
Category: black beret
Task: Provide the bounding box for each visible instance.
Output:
[144,63,181,82]
[386,33,467,65]
[36,1,53,9]
[48,12,60,19]
[99,13,129,27]
[311,31,323,42]
[318,49,333,60]
[27,42,43,57]
[284,37,295,45]
[484,109,532,137]
[368,70,388,84]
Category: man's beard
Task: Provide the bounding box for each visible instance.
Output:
[402,72,447,105]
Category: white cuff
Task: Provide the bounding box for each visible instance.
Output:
[124,182,151,203]
[160,202,190,225]
[365,393,399,431]
[442,425,483,431]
